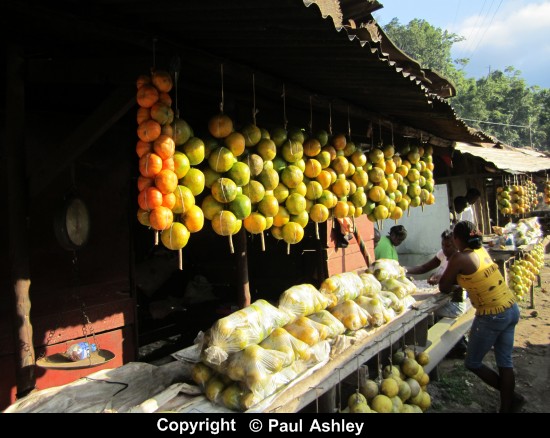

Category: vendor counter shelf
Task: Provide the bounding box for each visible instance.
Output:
[259,287,448,413]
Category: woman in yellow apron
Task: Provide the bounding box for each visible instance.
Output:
[439,220,524,413]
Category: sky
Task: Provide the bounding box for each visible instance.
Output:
[373,0,550,88]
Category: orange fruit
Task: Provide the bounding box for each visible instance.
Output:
[331,176,351,198]
[304,158,322,179]
[155,169,178,194]
[137,176,154,192]
[310,203,329,223]
[272,205,290,227]
[160,222,190,250]
[281,140,303,163]
[203,167,221,189]
[138,186,163,211]
[316,170,333,189]
[303,138,322,157]
[136,84,159,108]
[150,102,174,126]
[182,205,205,233]
[305,181,323,201]
[351,150,367,168]
[208,113,233,139]
[285,193,306,215]
[368,186,386,203]
[258,167,280,191]
[224,132,246,157]
[273,183,290,204]
[151,70,173,93]
[137,119,161,142]
[244,212,267,234]
[149,206,174,231]
[331,134,347,151]
[333,200,350,219]
[331,156,349,176]
[136,140,153,158]
[162,193,176,210]
[139,152,162,178]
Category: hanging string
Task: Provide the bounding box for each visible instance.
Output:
[328,103,333,136]
[220,64,225,113]
[390,123,394,146]
[152,37,157,70]
[252,73,257,125]
[347,106,351,138]
[309,96,313,135]
[282,84,287,130]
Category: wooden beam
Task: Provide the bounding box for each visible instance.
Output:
[29,84,136,197]
[6,44,36,398]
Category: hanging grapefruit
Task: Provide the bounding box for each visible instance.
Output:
[258,194,279,218]
[211,210,238,236]
[155,169,178,194]
[181,168,205,196]
[161,222,190,250]
[282,222,304,244]
[211,178,238,204]
[149,206,174,231]
[224,132,246,157]
[201,195,224,221]
[173,118,193,146]
[172,185,195,214]
[228,194,252,220]
[182,137,205,166]
[182,205,205,233]
[242,180,266,204]
[208,113,233,139]
[227,161,251,187]
[241,124,262,147]
[208,146,235,173]
[256,138,277,161]
[244,212,267,234]
[310,203,329,223]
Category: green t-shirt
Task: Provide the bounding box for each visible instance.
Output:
[374,235,398,261]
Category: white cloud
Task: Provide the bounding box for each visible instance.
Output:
[452,2,550,86]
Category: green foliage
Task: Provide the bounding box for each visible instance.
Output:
[383,18,550,151]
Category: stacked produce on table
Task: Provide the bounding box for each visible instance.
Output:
[135,70,438,253]
[192,260,418,412]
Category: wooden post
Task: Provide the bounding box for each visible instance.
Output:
[6,45,36,398]
[236,228,251,308]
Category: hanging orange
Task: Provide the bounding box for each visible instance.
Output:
[151,70,173,93]
[136,208,150,226]
[208,113,233,139]
[136,140,153,158]
[153,134,175,160]
[162,157,175,171]
[137,119,161,142]
[136,84,159,108]
[136,74,151,89]
[162,192,176,210]
[155,169,178,194]
[149,206,174,231]
[137,176,154,192]
[161,123,173,138]
[150,102,174,126]
[139,152,163,178]
[138,186,163,211]
[158,92,172,106]
[136,107,150,125]
[182,205,205,233]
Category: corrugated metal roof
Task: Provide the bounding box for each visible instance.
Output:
[455,143,550,173]
[4,0,492,144]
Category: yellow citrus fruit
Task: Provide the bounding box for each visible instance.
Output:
[305,181,323,201]
[303,138,322,157]
[228,194,252,220]
[242,180,265,204]
[226,161,251,187]
[310,203,329,223]
[243,212,267,234]
[282,222,304,244]
[285,193,306,215]
[173,151,190,179]
[211,210,238,236]
[331,156,349,176]
[181,167,205,196]
[211,177,238,204]
[304,158,322,179]
[241,123,262,147]
[208,113,233,139]
[316,170,333,189]
[208,146,235,173]
[258,167,280,191]
[272,205,290,227]
[258,194,279,218]
[291,210,309,228]
[172,185,195,214]
[256,138,277,161]
[281,165,304,189]
[182,137,205,166]
[333,200,350,218]
[281,140,303,163]
[161,222,190,250]
[201,195,224,220]
[182,204,205,233]
[368,186,386,202]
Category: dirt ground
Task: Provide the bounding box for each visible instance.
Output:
[429,242,550,413]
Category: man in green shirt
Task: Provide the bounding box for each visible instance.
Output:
[374,225,407,261]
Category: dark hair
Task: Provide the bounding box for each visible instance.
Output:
[466,188,481,202]
[441,229,453,240]
[389,225,407,239]
[453,220,482,249]
[454,196,468,213]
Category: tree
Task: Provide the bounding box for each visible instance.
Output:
[382,19,550,151]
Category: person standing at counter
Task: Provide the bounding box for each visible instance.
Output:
[374,225,407,261]
[452,188,481,225]
[438,220,524,413]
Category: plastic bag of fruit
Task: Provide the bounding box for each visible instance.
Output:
[259,327,312,367]
[367,258,405,281]
[203,299,291,366]
[319,272,365,308]
[283,316,330,346]
[307,310,346,338]
[277,284,330,321]
[329,299,370,331]
[359,272,383,296]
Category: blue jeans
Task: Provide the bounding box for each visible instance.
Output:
[465,303,520,369]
